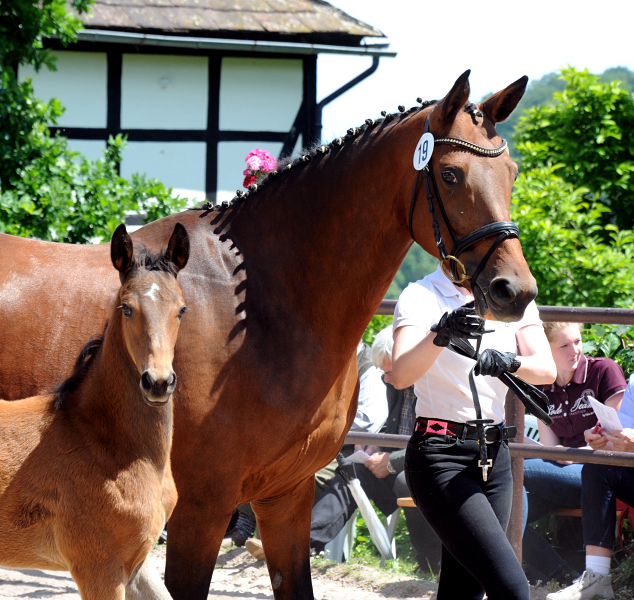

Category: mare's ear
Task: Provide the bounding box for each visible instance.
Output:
[480,75,528,124]
[437,70,471,130]
[166,223,190,273]
[111,223,134,279]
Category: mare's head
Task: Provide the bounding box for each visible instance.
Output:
[111,223,190,406]
[410,70,535,321]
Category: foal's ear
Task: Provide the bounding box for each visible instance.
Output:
[479,75,528,124]
[438,69,471,131]
[166,223,190,273]
[111,223,134,278]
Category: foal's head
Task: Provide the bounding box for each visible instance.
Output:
[111,223,190,406]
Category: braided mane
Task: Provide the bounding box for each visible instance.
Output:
[202,98,489,213]
[202,99,440,212]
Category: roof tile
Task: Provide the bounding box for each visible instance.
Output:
[83,4,138,27]
[80,0,384,38]
[122,6,178,29]
[254,12,311,33]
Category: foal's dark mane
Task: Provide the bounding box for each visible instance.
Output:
[201,100,485,213]
[129,249,180,278]
[53,247,178,410]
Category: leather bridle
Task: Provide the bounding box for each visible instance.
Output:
[409,110,520,288]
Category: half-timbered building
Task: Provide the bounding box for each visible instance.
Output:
[20,1,393,203]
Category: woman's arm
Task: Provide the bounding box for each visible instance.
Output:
[514,324,557,385]
[606,391,624,411]
[537,421,561,447]
[391,325,443,390]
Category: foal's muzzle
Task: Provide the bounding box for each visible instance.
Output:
[140,370,177,406]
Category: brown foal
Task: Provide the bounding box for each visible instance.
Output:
[0,223,189,600]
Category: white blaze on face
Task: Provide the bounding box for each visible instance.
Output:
[145,282,160,302]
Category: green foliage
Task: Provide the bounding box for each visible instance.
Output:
[511,166,634,308]
[0,0,187,242]
[583,324,634,378]
[515,67,634,228]
[350,508,431,578]
[387,244,437,300]
[0,134,187,243]
[363,315,394,346]
[0,0,90,73]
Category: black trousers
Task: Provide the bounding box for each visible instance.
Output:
[405,430,529,600]
[310,465,441,570]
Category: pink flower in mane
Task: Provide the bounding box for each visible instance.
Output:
[243,148,278,188]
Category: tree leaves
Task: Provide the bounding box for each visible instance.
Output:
[511,166,634,309]
[515,67,634,228]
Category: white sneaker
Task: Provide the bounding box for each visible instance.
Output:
[546,569,614,600]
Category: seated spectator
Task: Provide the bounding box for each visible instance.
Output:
[546,373,634,600]
[522,322,626,584]
[309,326,441,571]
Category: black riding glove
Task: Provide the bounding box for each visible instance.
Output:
[431,302,485,347]
[474,348,521,378]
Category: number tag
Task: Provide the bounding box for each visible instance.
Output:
[413,132,434,170]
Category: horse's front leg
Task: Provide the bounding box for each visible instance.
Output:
[164,492,235,600]
[253,475,315,600]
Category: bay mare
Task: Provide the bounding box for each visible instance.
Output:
[0,72,535,600]
[0,224,189,599]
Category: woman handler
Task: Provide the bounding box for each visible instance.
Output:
[392,265,556,600]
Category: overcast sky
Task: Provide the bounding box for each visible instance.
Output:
[318,0,634,141]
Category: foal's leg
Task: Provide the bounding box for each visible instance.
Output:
[126,558,173,600]
[252,475,315,600]
[72,565,126,600]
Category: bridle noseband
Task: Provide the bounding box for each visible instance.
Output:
[409,110,520,288]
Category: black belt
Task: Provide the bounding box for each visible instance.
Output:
[415,417,517,444]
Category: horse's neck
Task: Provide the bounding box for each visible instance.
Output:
[229,122,421,347]
[74,321,172,467]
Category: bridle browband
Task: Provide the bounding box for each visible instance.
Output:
[408,110,520,287]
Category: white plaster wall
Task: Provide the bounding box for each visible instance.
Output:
[217,141,284,203]
[219,58,303,132]
[67,139,106,162]
[121,55,208,130]
[120,141,206,203]
[18,51,107,128]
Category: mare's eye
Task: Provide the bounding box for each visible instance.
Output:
[178,306,188,319]
[441,170,458,184]
[118,304,132,318]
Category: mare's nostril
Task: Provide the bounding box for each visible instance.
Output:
[489,278,517,305]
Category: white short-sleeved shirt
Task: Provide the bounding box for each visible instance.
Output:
[393,265,542,424]
[618,373,634,429]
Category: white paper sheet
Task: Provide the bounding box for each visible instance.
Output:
[588,395,624,432]
[347,450,371,464]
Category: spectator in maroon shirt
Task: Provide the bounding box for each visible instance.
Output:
[522,322,626,584]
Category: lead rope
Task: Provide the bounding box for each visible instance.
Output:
[466,336,494,482]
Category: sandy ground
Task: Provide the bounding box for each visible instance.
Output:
[0,545,553,599]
